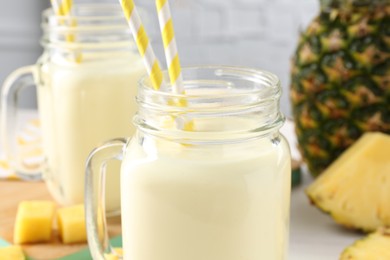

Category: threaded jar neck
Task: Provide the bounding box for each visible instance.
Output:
[40,4,138,57]
[135,66,285,144]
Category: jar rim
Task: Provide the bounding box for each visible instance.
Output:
[135,66,284,143]
[40,4,137,51]
[138,65,281,101]
[42,4,128,25]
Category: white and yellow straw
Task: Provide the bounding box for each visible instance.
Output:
[156,0,192,129]
[120,0,163,90]
[50,0,82,62]
[50,0,74,42]
[50,0,72,17]
[119,0,193,131]
[156,0,184,95]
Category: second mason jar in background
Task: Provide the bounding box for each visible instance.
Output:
[1,4,145,213]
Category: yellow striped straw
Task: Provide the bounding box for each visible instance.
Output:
[119,0,163,90]
[50,0,72,18]
[50,0,74,42]
[156,0,192,129]
[156,0,184,95]
[50,0,82,62]
[119,0,193,132]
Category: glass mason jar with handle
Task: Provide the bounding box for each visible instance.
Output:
[85,66,292,260]
[1,4,145,213]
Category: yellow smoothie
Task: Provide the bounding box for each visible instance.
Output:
[120,118,291,260]
[37,52,145,211]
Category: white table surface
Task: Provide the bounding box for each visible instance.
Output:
[5,110,365,259]
[279,119,364,259]
[288,171,363,259]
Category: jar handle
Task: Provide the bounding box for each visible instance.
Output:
[0,66,42,180]
[85,138,127,260]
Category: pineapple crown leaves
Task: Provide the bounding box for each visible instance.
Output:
[320,0,389,11]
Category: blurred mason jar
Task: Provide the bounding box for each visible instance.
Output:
[0,0,49,109]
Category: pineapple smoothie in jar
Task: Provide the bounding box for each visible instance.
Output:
[85,66,292,259]
[1,4,145,212]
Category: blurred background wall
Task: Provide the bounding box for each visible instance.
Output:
[0,0,50,108]
[0,0,319,116]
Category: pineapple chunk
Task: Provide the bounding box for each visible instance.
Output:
[14,201,56,244]
[340,228,390,259]
[104,247,123,260]
[57,204,87,244]
[0,245,25,260]
[57,204,104,244]
[306,132,390,232]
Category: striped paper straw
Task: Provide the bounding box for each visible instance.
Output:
[156,0,191,127]
[119,0,193,131]
[50,0,72,16]
[50,0,82,62]
[156,0,184,95]
[120,0,164,90]
[50,0,74,40]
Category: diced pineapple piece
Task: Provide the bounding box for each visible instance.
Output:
[306,132,390,232]
[340,228,390,259]
[57,204,104,244]
[0,245,25,260]
[104,247,123,260]
[57,204,87,244]
[14,201,56,244]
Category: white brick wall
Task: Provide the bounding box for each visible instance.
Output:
[136,0,320,116]
[1,0,319,114]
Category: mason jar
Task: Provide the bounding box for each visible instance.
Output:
[85,66,292,259]
[1,4,145,213]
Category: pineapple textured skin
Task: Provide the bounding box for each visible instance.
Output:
[291,0,390,176]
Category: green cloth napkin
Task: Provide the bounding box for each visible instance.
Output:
[0,236,122,260]
[58,236,122,260]
[0,238,9,247]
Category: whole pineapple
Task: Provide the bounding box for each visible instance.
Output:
[290,0,390,177]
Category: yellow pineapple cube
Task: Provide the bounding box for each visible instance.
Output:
[307,132,390,231]
[14,201,56,244]
[57,204,104,244]
[57,204,88,244]
[0,245,25,260]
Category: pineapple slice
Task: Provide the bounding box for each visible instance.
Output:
[306,132,390,232]
[340,228,390,259]
[57,204,87,244]
[14,201,56,244]
[0,245,25,260]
